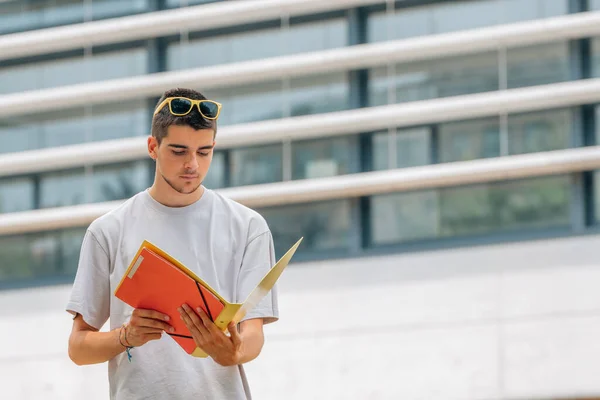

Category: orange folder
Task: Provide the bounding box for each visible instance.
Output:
[114,237,303,357]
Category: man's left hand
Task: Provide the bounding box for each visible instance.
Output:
[178,303,242,366]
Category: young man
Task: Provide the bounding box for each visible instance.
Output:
[66,88,278,399]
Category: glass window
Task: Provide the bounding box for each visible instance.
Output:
[438,117,500,163]
[507,108,572,155]
[230,144,282,186]
[590,0,600,10]
[368,0,567,42]
[506,42,570,89]
[167,18,347,70]
[368,52,499,107]
[0,99,149,154]
[372,127,431,170]
[592,37,600,78]
[370,175,571,245]
[0,0,148,34]
[166,0,221,7]
[0,228,86,285]
[258,199,354,259]
[39,168,87,209]
[288,73,350,117]
[292,136,359,180]
[207,81,284,126]
[0,178,35,214]
[0,48,148,95]
[91,161,150,202]
[203,151,226,189]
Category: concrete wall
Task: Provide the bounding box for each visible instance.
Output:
[2,234,600,399]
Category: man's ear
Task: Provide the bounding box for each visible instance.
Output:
[147,136,159,160]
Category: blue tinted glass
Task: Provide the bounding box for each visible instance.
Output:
[230,144,283,186]
[370,176,571,245]
[0,178,35,214]
[508,108,572,155]
[292,136,359,180]
[438,117,500,163]
[369,52,499,107]
[0,49,148,95]
[372,127,432,171]
[258,199,355,259]
[507,42,570,89]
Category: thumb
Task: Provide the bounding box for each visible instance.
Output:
[228,322,242,346]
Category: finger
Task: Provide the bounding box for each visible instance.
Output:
[196,307,220,334]
[133,309,171,323]
[133,327,165,335]
[179,305,209,339]
[228,323,242,347]
[133,316,174,333]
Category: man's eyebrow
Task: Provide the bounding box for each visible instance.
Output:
[167,144,214,150]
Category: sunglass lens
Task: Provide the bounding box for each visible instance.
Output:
[200,101,219,119]
[170,98,193,115]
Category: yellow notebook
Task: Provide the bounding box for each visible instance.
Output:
[114,237,303,358]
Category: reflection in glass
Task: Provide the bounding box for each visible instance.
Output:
[369,52,498,107]
[0,178,35,214]
[0,0,148,34]
[0,48,148,95]
[258,200,354,258]
[368,0,567,42]
[292,136,359,180]
[438,117,500,163]
[508,108,572,155]
[372,127,431,170]
[203,151,226,189]
[0,99,148,154]
[288,73,349,117]
[167,18,347,70]
[230,144,283,186]
[507,42,570,89]
[370,176,570,245]
[91,161,150,202]
[0,228,86,284]
[592,37,600,78]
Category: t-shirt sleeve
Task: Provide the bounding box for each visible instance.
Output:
[65,229,111,330]
[236,230,279,324]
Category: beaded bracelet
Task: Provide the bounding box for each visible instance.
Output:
[119,324,134,362]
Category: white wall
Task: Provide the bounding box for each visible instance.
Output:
[2,234,600,399]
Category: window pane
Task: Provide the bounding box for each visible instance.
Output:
[0,178,35,214]
[368,0,567,42]
[371,190,439,244]
[372,127,431,171]
[0,228,85,285]
[0,48,148,95]
[439,176,570,236]
[258,200,354,258]
[292,136,359,180]
[207,81,283,126]
[39,168,87,209]
[230,145,282,186]
[507,108,572,155]
[167,18,347,70]
[0,0,148,34]
[438,117,500,163]
[288,73,350,117]
[592,37,600,78]
[507,42,570,89]
[91,161,150,202]
[0,99,148,154]
[369,52,498,107]
[370,176,571,245]
[203,151,226,189]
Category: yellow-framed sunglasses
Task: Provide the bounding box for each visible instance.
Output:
[153,97,222,120]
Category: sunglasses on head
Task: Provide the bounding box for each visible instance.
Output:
[153,97,222,120]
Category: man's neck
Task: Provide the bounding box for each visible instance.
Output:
[148,182,204,208]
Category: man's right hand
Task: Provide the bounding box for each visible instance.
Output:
[122,309,174,347]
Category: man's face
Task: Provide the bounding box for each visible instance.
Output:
[151,125,215,195]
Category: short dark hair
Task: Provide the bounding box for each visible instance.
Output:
[151,88,217,144]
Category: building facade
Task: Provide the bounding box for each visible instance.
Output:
[2,0,600,398]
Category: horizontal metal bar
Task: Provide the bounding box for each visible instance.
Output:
[0,0,382,61]
[2,78,600,178]
[1,146,599,236]
[2,11,600,118]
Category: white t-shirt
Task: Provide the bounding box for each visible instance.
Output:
[66,187,278,400]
